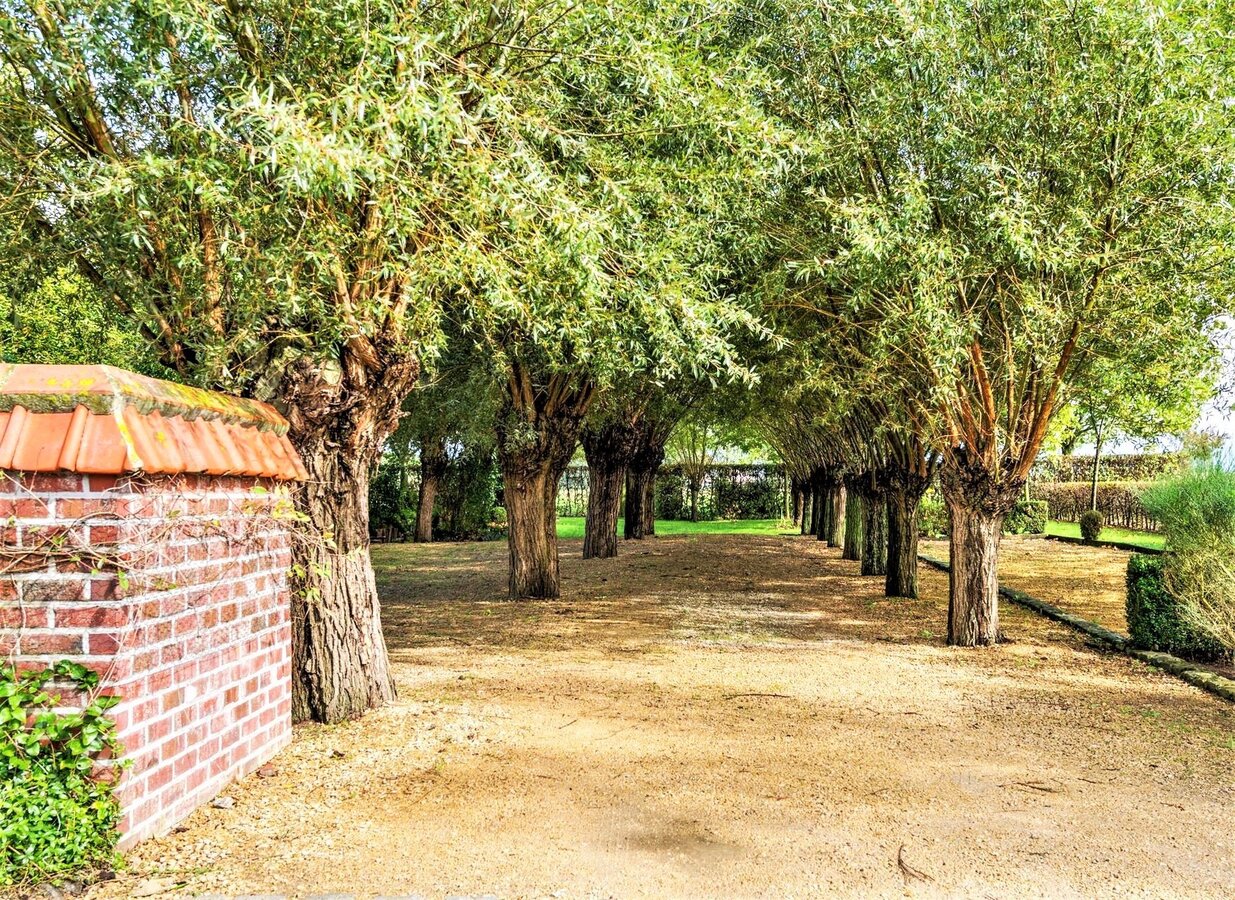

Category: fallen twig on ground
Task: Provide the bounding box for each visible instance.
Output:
[898,845,933,883]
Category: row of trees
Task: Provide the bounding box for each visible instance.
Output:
[2,0,1232,721]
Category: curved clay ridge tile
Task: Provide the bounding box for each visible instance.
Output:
[0,364,287,432]
[0,365,305,480]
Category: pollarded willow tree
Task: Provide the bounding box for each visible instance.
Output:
[0,0,770,717]
[461,4,780,598]
[756,0,1235,644]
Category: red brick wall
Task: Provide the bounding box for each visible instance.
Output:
[0,471,294,845]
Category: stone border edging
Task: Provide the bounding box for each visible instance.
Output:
[1043,533,1164,555]
[918,554,1235,704]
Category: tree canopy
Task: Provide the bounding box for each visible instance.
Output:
[1,0,1232,710]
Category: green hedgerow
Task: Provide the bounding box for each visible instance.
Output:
[1141,463,1235,652]
[0,661,126,886]
[1126,554,1228,659]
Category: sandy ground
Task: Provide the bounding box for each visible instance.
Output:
[88,534,1235,899]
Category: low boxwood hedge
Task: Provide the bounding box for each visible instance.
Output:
[1126,554,1228,661]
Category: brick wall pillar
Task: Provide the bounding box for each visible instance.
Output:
[0,365,307,844]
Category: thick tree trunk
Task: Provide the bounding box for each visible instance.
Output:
[860,487,887,577]
[800,486,813,535]
[414,437,447,543]
[791,479,804,526]
[503,464,562,597]
[885,485,922,598]
[689,481,701,522]
[842,488,863,561]
[818,481,834,542]
[583,459,624,559]
[497,368,591,599]
[415,474,437,543]
[283,353,419,724]
[811,472,829,541]
[829,486,846,548]
[624,469,645,539]
[939,462,1020,647]
[624,429,664,539]
[642,469,658,535]
[581,424,636,560]
[945,502,1004,646]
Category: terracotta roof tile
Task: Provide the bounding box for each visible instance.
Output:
[0,365,306,480]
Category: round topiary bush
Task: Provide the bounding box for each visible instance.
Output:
[1079,510,1104,543]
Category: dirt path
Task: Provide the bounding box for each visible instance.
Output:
[96,535,1235,899]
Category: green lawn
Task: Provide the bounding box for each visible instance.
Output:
[1045,520,1165,551]
[555,516,787,539]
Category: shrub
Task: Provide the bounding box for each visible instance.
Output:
[1141,464,1235,652]
[436,447,500,539]
[0,661,125,886]
[653,464,786,521]
[1004,500,1048,535]
[1126,554,1229,660]
[369,460,417,538]
[1079,510,1104,543]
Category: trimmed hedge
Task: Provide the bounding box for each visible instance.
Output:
[1033,452,1184,483]
[556,463,788,521]
[1005,500,1048,535]
[1033,480,1158,532]
[1126,554,1229,660]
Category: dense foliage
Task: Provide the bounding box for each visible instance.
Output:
[655,464,787,522]
[1032,454,1187,485]
[1079,511,1105,543]
[1126,554,1229,660]
[1142,464,1235,650]
[0,662,124,886]
[1004,502,1048,537]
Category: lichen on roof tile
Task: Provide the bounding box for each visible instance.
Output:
[0,365,305,480]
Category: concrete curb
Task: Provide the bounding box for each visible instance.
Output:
[918,554,1235,704]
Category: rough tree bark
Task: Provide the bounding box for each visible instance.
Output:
[855,473,888,577]
[624,469,647,540]
[884,469,931,599]
[625,425,666,539]
[842,483,863,561]
[497,366,593,599]
[285,351,419,724]
[939,461,1020,646]
[414,434,448,543]
[642,466,659,535]
[800,484,813,535]
[791,478,804,527]
[829,485,846,548]
[581,421,639,560]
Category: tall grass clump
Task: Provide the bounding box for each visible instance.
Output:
[1141,461,1235,653]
